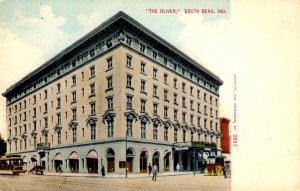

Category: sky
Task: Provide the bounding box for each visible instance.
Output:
[0,1,299,190]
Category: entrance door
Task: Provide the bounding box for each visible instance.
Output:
[152,151,160,172]
[107,158,115,173]
[69,159,79,173]
[140,151,148,173]
[164,152,170,172]
[126,157,133,173]
[87,158,98,173]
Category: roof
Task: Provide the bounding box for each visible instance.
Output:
[3,11,223,97]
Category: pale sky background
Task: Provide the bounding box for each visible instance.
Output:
[0,0,299,190]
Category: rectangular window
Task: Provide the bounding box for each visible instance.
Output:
[72,91,76,102]
[141,80,146,92]
[182,82,186,92]
[107,57,113,69]
[174,109,178,120]
[198,103,201,113]
[164,127,168,141]
[153,68,157,79]
[182,112,186,122]
[216,98,218,106]
[91,124,96,140]
[164,90,168,101]
[72,75,76,86]
[141,62,145,73]
[126,56,132,67]
[153,103,158,115]
[153,85,158,96]
[44,103,48,113]
[174,93,177,104]
[164,106,168,118]
[174,129,178,143]
[90,66,95,77]
[204,105,207,115]
[197,90,200,99]
[90,102,96,115]
[141,100,146,112]
[57,98,61,108]
[57,83,61,93]
[44,90,48,99]
[190,87,193,96]
[127,96,133,109]
[33,95,36,104]
[90,83,95,95]
[183,130,186,143]
[204,93,207,102]
[72,128,77,143]
[197,117,201,127]
[190,100,194,110]
[127,75,132,87]
[210,96,212,104]
[164,73,168,84]
[107,97,113,110]
[127,120,133,137]
[182,97,186,107]
[190,114,194,125]
[45,117,48,128]
[141,123,146,139]
[210,107,213,117]
[153,125,158,140]
[33,108,36,117]
[57,113,61,124]
[173,78,177,88]
[107,76,113,89]
[108,121,114,138]
[216,110,218,118]
[71,108,76,120]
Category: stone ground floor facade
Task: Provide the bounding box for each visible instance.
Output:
[18,138,220,174]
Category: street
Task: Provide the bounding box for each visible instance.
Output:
[0,173,230,191]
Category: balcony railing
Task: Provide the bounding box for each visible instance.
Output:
[36,142,50,149]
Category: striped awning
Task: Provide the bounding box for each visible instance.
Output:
[68,152,79,160]
[86,151,98,159]
[54,153,62,161]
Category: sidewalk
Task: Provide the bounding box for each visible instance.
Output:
[44,171,197,178]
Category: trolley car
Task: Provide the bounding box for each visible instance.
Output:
[0,154,27,174]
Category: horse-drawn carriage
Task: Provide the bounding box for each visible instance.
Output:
[205,156,226,176]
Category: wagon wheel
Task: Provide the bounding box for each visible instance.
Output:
[215,166,222,176]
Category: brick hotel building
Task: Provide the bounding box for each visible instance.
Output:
[3,12,223,174]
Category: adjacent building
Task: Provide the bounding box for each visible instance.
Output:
[2,11,223,174]
[220,118,231,161]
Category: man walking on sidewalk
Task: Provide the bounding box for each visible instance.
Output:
[152,163,157,181]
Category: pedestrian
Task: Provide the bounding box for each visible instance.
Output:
[148,163,152,175]
[152,163,157,181]
[101,165,105,178]
[222,166,227,179]
[176,163,180,172]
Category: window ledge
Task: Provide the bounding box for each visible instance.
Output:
[126,86,134,91]
[140,91,147,95]
[105,68,113,72]
[89,94,96,98]
[105,88,113,93]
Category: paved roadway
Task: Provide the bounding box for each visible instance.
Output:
[0,173,230,191]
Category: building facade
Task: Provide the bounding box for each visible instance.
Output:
[2,12,223,174]
[220,118,231,161]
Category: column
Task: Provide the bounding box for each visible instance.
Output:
[187,150,191,171]
[179,150,183,171]
[159,154,164,173]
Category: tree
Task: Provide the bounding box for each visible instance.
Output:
[0,134,7,156]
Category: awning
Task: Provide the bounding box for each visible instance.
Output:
[54,153,62,161]
[31,155,37,162]
[86,151,98,159]
[40,157,46,161]
[68,152,79,160]
[23,159,28,163]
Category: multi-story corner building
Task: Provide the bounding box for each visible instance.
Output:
[2,12,223,174]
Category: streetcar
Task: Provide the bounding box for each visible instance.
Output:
[0,154,27,174]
